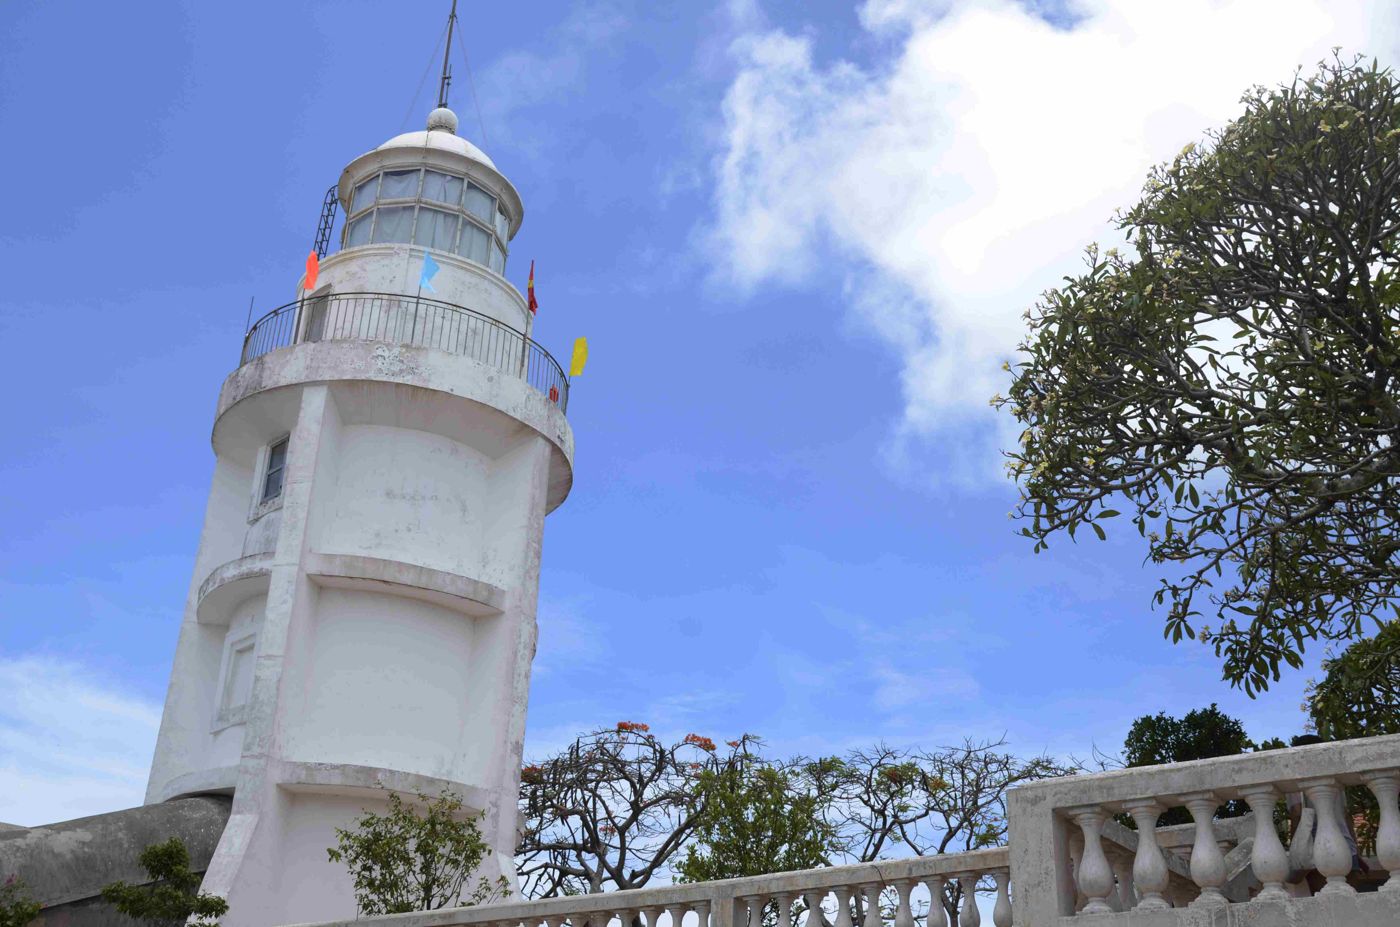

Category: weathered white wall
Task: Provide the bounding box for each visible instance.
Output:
[280,587,480,778]
[147,335,571,926]
[316,423,492,577]
[314,245,530,334]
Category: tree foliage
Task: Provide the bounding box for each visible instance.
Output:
[793,739,1074,923]
[1307,620,1400,738]
[999,55,1400,694]
[517,729,1074,915]
[1122,704,1254,824]
[676,752,835,883]
[327,789,509,917]
[100,838,228,927]
[516,724,755,897]
[0,877,40,927]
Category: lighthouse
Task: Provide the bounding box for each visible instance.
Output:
[143,20,573,922]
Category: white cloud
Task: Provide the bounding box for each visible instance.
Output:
[709,0,1398,481]
[0,655,161,826]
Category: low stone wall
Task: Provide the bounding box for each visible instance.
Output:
[0,796,231,927]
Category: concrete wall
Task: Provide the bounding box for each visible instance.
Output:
[0,797,230,927]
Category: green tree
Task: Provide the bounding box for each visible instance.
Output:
[100,838,228,927]
[676,760,835,883]
[999,55,1400,694]
[327,789,509,917]
[1308,621,1400,738]
[1122,705,1254,825]
[0,877,41,927]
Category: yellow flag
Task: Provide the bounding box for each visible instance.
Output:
[569,337,588,377]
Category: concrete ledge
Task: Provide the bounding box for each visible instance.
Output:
[156,764,240,802]
[1014,734,1400,810]
[1053,890,1400,926]
[285,848,1011,927]
[196,553,274,625]
[214,339,573,512]
[304,552,507,617]
[274,761,491,813]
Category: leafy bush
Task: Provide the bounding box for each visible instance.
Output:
[328,789,509,916]
[100,838,227,927]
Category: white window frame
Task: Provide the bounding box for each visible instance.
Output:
[212,630,258,731]
[248,435,291,521]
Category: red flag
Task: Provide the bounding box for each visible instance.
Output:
[527,260,538,315]
[305,251,319,292]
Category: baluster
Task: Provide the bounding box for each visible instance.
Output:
[667,903,691,927]
[617,910,636,927]
[1299,778,1357,895]
[1068,806,1116,914]
[1239,784,1290,902]
[1178,792,1228,906]
[893,881,915,927]
[833,886,855,927]
[861,883,882,927]
[991,870,1011,927]
[956,873,980,927]
[803,892,829,927]
[642,907,665,927]
[693,901,711,927]
[921,878,946,927]
[777,895,796,927]
[1363,771,1400,893]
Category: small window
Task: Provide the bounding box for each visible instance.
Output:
[344,213,372,248]
[262,437,289,502]
[221,636,256,715]
[422,170,464,206]
[379,168,421,200]
[350,176,378,214]
[464,183,494,223]
[494,207,509,242]
[371,205,415,243]
[414,208,458,251]
[488,240,505,274]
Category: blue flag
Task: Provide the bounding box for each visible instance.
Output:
[420,253,440,293]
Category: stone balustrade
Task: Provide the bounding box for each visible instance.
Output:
[289,848,1011,927]
[1007,732,1400,925]
[285,735,1400,927]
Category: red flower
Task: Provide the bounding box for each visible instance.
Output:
[683,733,716,752]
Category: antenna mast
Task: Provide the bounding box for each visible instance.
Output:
[437,0,458,108]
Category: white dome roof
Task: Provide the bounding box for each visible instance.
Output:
[377,108,496,170]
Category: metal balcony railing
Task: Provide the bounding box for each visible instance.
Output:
[240,291,570,412]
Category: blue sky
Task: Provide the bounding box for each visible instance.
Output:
[1,0,1395,826]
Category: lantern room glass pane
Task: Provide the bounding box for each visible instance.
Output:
[464,183,494,223]
[456,222,490,264]
[414,208,458,251]
[494,207,509,242]
[488,241,505,273]
[422,170,464,206]
[379,169,421,200]
[344,214,371,248]
[351,176,378,214]
[371,205,415,243]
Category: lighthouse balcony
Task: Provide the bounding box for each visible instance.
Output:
[240,290,570,412]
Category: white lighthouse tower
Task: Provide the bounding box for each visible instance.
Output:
[144,18,573,922]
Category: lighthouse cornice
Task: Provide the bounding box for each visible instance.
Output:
[213,338,574,512]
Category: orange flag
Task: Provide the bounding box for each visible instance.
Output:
[305,251,319,292]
